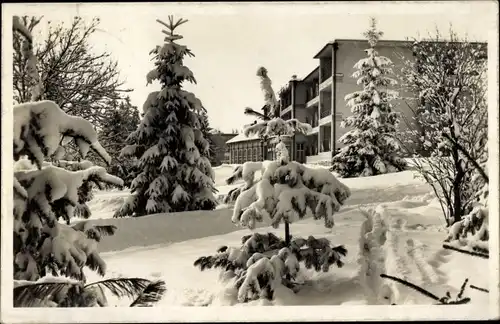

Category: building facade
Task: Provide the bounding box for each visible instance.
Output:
[209,132,238,165]
[227,39,418,164]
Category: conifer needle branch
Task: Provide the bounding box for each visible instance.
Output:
[156,19,170,29]
[173,18,188,29]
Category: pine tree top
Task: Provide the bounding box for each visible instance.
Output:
[156,16,188,43]
[363,17,384,48]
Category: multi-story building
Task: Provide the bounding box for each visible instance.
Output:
[227,38,481,164]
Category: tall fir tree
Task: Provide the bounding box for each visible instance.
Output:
[115,17,217,217]
[331,18,407,178]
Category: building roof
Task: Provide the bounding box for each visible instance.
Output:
[313,39,416,58]
[313,41,335,59]
[225,132,261,144]
[313,38,487,59]
[301,66,320,83]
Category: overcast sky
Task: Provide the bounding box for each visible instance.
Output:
[7,1,496,132]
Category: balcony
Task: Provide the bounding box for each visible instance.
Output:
[280,104,292,116]
[320,104,331,119]
[319,115,332,126]
[305,112,319,128]
[305,82,319,103]
[278,83,292,114]
[319,76,333,92]
[306,95,319,108]
[281,110,292,121]
[320,138,331,152]
[320,58,333,84]
[308,125,319,135]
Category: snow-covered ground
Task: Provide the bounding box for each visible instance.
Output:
[81,164,489,310]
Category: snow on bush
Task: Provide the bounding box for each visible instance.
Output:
[445,157,489,254]
[398,29,488,227]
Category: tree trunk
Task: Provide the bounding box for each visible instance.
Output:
[284,220,291,282]
[452,146,466,224]
[284,221,291,246]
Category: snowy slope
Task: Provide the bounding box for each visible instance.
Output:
[77,166,489,310]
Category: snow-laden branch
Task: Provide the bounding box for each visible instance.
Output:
[229,161,350,231]
[243,118,312,139]
[15,164,123,223]
[14,100,112,168]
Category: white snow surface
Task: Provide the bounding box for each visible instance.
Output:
[79,165,488,308]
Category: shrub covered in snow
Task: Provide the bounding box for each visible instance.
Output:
[398,28,488,228]
[445,152,489,255]
[114,16,217,217]
[331,18,407,178]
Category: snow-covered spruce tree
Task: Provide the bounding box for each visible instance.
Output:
[331,18,407,178]
[398,28,488,228]
[195,68,351,304]
[114,17,217,217]
[12,17,165,307]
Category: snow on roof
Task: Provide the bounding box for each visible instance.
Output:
[225,132,261,144]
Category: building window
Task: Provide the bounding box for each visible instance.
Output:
[297,143,305,163]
